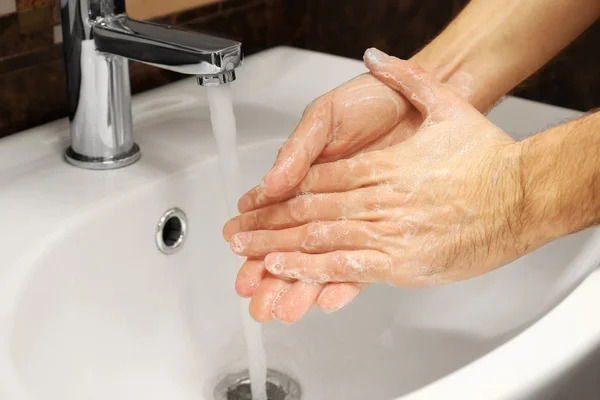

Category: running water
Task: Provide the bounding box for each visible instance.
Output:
[206,84,268,400]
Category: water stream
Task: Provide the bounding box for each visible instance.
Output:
[207,84,268,400]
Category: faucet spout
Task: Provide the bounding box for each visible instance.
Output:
[60,0,243,170]
[93,16,242,78]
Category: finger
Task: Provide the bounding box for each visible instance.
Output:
[235,259,267,298]
[264,250,393,284]
[238,154,377,213]
[363,48,463,122]
[253,96,332,201]
[225,186,396,240]
[228,193,351,240]
[317,283,366,313]
[230,221,385,258]
[273,281,323,324]
[249,277,292,322]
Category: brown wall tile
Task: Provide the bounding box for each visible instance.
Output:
[154,0,221,25]
[514,22,600,112]
[51,0,59,24]
[16,0,53,12]
[17,5,53,32]
[270,0,312,48]
[0,58,66,135]
[310,0,468,61]
[127,0,221,20]
[0,41,59,74]
[0,12,53,58]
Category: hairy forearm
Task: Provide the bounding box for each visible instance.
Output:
[518,111,600,252]
[410,0,600,112]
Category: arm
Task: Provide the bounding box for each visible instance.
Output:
[518,110,600,251]
[235,0,600,206]
[411,0,600,112]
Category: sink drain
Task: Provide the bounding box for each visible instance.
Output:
[214,369,301,400]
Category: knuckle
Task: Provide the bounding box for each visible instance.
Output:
[306,221,325,237]
[330,252,348,277]
[344,157,368,184]
[299,168,319,192]
[302,94,327,119]
[320,163,340,184]
[363,191,384,212]
[275,146,285,162]
[253,188,267,207]
[248,211,260,229]
[288,196,311,223]
[302,100,316,116]
[301,221,328,252]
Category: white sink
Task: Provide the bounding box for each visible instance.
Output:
[1,47,600,400]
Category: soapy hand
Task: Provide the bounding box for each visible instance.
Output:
[225,49,525,323]
[227,51,427,323]
[227,49,474,323]
[237,68,422,213]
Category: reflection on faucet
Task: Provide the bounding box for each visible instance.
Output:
[60,0,243,170]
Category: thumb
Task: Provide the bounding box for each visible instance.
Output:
[260,103,329,198]
[363,48,464,123]
[237,100,330,212]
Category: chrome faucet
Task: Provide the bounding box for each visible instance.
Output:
[60,0,243,169]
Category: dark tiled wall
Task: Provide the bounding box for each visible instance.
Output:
[308,1,600,113]
[1,0,599,138]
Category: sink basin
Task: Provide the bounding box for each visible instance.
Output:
[1,46,600,400]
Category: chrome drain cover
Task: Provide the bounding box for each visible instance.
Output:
[214,369,301,400]
[155,208,188,254]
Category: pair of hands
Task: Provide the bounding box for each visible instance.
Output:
[222,48,525,323]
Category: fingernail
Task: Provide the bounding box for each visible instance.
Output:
[265,253,285,274]
[363,48,391,66]
[231,232,251,253]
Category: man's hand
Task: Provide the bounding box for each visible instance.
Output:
[225,49,526,323]
[235,72,425,214]
[226,54,427,324]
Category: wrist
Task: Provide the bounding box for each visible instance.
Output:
[485,141,530,263]
[410,49,502,114]
[516,134,565,252]
[517,114,600,252]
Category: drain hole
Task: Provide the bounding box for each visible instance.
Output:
[215,370,301,400]
[162,216,182,247]
[226,380,287,400]
[156,208,188,254]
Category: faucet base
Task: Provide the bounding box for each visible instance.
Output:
[64,144,141,170]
